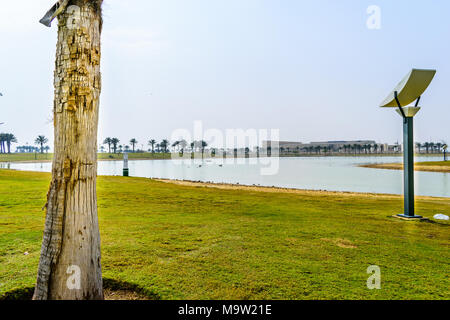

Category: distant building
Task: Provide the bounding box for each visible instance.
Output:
[262,140,387,154]
[262,141,306,150]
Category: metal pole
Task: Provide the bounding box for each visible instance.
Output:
[123,152,129,177]
[394,91,421,219]
[403,117,415,217]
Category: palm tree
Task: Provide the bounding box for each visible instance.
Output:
[172,141,180,153]
[201,140,208,159]
[111,138,120,154]
[415,142,422,154]
[0,133,10,153]
[0,133,5,153]
[179,139,187,156]
[103,137,112,153]
[429,142,435,154]
[4,133,17,153]
[160,139,169,153]
[148,139,156,153]
[190,141,195,158]
[34,135,48,153]
[373,144,378,154]
[436,142,442,154]
[423,142,430,154]
[346,144,352,154]
[129,138,138,153]
[34,0,104,301]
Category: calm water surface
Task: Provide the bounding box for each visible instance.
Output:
[2,156,448,197]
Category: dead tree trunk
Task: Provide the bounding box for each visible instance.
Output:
[33,0,103,300]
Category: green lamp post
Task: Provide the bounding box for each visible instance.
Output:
[380,69,436,219]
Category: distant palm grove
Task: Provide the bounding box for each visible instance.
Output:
[279,142,447,155]
[0,133,447,156]
[101,137,208,156]
[0,134,49,154]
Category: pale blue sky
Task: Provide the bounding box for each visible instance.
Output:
[0,0,449,149]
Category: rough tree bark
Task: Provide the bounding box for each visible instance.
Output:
[33,0,103,300]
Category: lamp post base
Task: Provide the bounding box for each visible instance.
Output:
[393,214,427,221]
[123,168,129,177]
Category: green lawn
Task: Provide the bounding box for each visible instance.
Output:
[0,170,449,300]
[0,153,53,162]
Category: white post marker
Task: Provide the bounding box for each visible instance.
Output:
[123,152,129,176]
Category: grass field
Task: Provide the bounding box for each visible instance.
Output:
[0,169,449,300]
[361,160,450,173]
[0,153,53,162]
[417,161,450,167]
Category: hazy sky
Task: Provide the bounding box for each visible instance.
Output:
[0,0,449,150]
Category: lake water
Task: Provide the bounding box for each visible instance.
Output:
[1,156,449,197]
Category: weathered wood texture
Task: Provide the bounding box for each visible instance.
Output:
[33,1,103,300]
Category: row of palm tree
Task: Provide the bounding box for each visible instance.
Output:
[0,134,50,154]
[99,139,447,156]
[287,144,383,155]
[281,142,447,155]
[340,144,385,154]
[102,137,120,153]
[102,137,146,154]
[101,137,210,156]
[5,135,448,156]
[146,139,173,153]
[171,140,208,155]
[416,142,447,154]
[0,133,17,154]
[16,145,40,153]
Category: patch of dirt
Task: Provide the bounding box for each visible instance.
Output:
[321,238,358,249]
[104,288,151,300]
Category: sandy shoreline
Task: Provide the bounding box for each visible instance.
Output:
[360,163,450,173]
[154,178,449,200]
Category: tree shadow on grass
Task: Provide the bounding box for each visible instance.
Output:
[0,278,161,300]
